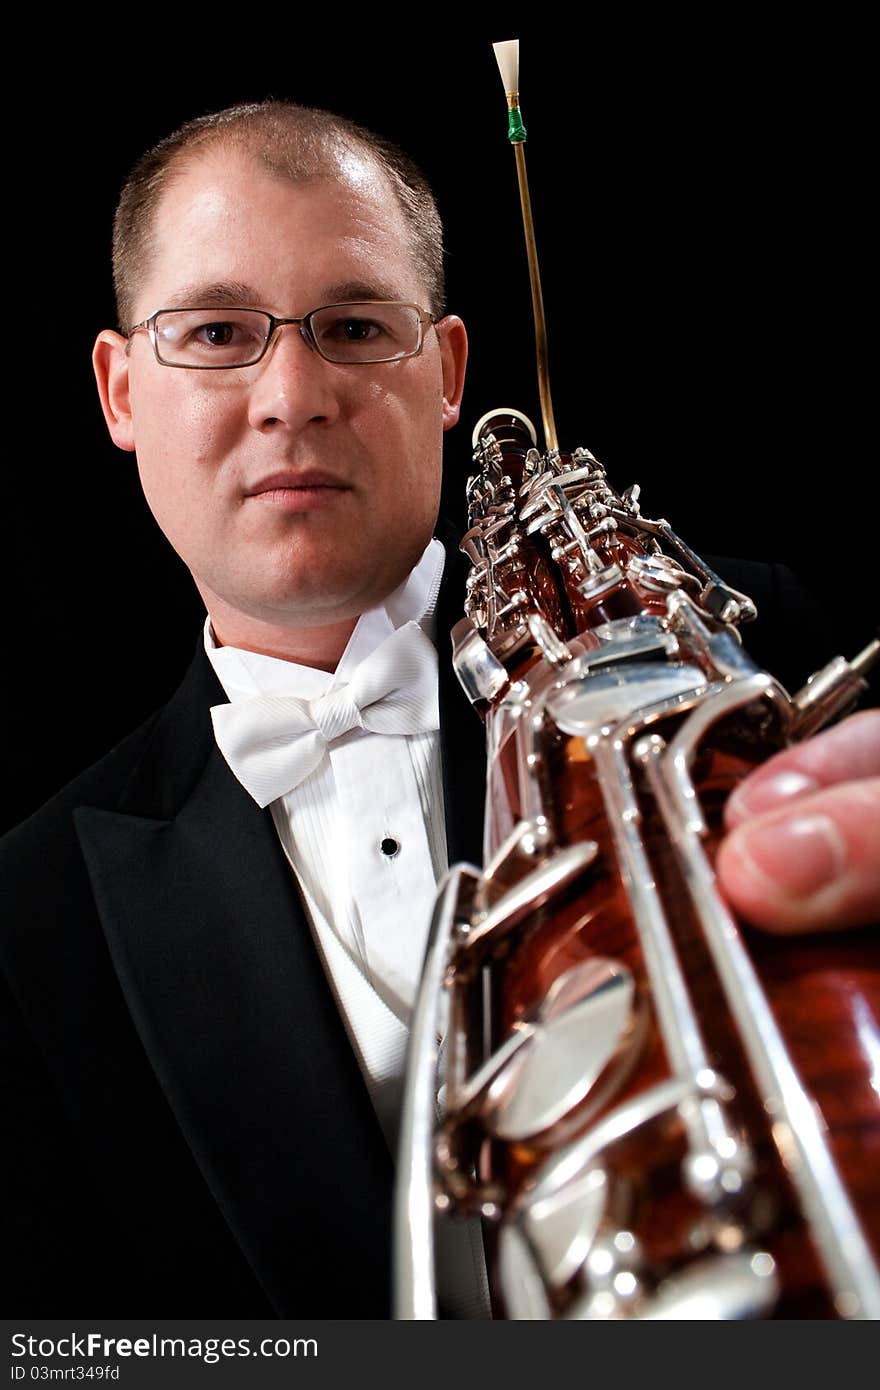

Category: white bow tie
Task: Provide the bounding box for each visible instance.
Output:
[210,621,440,807]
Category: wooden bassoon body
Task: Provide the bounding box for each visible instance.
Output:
[395,409,880,1319]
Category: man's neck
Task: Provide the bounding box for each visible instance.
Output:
[207,612,358,672]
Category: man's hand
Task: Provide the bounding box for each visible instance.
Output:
[716,710,880,933]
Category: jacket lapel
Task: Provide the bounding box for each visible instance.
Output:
[74,644,392,1316]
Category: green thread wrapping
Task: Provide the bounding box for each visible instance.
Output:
[507,107,527,142]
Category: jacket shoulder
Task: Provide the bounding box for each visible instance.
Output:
[706,555,837,693]
[0,708,164,867]
[0,708,172,983]
[1,636,223,867]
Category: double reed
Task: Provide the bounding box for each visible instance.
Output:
[394,41,880,1320]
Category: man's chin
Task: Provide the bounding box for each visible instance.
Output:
[236,581,391,630]
[197,542,426,631]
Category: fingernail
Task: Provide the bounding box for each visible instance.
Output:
[736,814,847,898]
[727,771,819,822]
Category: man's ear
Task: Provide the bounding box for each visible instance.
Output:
[92,330,137,452]
[435,315,468,432]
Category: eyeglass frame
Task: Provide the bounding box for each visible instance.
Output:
[126,300,439,369]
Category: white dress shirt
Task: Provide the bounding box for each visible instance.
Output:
[204,538,490,1318]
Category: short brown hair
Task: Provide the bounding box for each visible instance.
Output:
[112,100,445,335]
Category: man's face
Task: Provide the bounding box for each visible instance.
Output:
[94,149,466,641]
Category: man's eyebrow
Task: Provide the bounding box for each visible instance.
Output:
[319,280,408,305]
[161,278,410,312]
[164,281,263,309]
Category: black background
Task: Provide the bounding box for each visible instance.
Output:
[4,14,874,832]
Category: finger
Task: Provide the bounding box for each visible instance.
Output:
[724,708,880,829]
[716,777,880,933]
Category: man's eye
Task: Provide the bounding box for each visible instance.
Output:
[193,321,239,346]
[327,316,385,341]
[170,315,265,354]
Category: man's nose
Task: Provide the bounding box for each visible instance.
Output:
[246,322,342,432]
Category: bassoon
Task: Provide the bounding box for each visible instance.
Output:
[395,39,880,1319]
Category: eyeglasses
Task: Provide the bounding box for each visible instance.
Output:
[126,301,437,368]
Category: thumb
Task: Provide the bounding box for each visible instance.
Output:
[724,709,880,829]
[716,778,880,933]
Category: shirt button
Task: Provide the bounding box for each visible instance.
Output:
[379,836,401,858]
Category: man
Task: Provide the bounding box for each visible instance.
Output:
[2,99,877,1320]
[2,99,479,1320]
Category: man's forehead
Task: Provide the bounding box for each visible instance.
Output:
[157,144,394,226]
[141,147,422,313]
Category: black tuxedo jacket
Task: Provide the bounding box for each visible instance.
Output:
[0,539,835,1317]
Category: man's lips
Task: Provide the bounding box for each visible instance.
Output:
[243,469,352,497]
[243,470,354,512]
